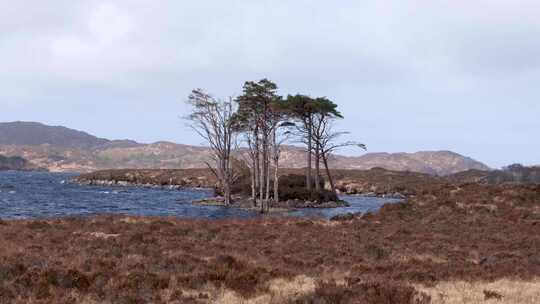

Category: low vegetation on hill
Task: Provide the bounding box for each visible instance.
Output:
[1,183,539,303]
[0,155,44,171]
[0,122,490,174]
[77,169,218,189]
[487,164,540,184]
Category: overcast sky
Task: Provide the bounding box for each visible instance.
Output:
[1,1,539,168]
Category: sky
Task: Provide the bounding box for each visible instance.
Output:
[0,1,539,168]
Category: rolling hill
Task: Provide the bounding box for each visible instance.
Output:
[0,121,491,174]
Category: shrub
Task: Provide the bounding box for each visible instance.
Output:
[279,174,338,202]
[206,255,269,297]
[58,270,93,291]
[233,173,339,202]
[0,286,15,302]
[484,289,503,300]
[366,245,389,260]
[355,280,431,304]
[0,263,26,284]
[26,221,52,230]
[293,279,431,304]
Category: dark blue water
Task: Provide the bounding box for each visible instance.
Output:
[0,171,399,220]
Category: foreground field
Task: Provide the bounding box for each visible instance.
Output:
[0,183,539,303]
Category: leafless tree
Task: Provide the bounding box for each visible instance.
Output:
[312,116,366,194]
[186,89,236,205]
[271,125,293,203]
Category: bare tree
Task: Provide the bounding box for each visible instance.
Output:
[239,129,260,207]
[314,117,366,194]
[270,122,293,205]
[186,89,236,206]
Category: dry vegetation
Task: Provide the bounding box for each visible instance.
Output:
[77,169,218,189]
[0,182,539,303]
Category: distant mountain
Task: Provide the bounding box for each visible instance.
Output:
[0,122,491,174]
[328,150,490,175]
[0,121,108,149]
[0,122,140,150]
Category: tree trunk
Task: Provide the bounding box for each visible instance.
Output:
[225,151,232,206]
[306,118,312,193]
[259,135,265,213]
[274,164,279,203]
[322,153,337,195]
[223,175,231,206]
[272,128,279,203]
[315,145,321,195]
[266,159,271,202]
[254,132,260,208]
[265,136,270,202]
[222,158,228,206]
[248,133,257,207]
[251,160,256,207]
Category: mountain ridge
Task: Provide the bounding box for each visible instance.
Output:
[0,121,491,175]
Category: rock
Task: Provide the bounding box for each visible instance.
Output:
[89,232,120,239]
[392,192,406,199]
[479,255,498,267]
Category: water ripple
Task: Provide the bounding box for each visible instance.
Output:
[0,171,399,220]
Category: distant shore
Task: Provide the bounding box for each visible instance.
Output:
[75,167,449,199]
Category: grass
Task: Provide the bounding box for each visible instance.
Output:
[417,280,540,304]
[0,183,539,303]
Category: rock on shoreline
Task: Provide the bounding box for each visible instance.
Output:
[194,196,350,211]
[75,169,218,189]
[76,178,212,191]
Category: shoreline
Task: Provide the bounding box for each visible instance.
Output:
[75,178,215,191]
[192,196,351,212]
[75,177,409,200]
[75,178,412,214]
[76,179,352,211]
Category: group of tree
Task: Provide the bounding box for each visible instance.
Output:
[185,79,365,212]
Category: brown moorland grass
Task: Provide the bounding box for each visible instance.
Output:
[0,183,539,303]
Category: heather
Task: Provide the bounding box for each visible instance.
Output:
[0,183,539,303]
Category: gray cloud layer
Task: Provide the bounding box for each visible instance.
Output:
[1,1,539,167]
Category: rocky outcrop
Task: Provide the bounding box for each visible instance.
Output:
[194,196,349,211]
[331,168,445,197]
[76,169,218,189]
[330,150,490,175]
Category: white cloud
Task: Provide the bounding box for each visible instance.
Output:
[0,0,539,167]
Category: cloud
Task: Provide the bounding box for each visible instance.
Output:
[0,0,539,167]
